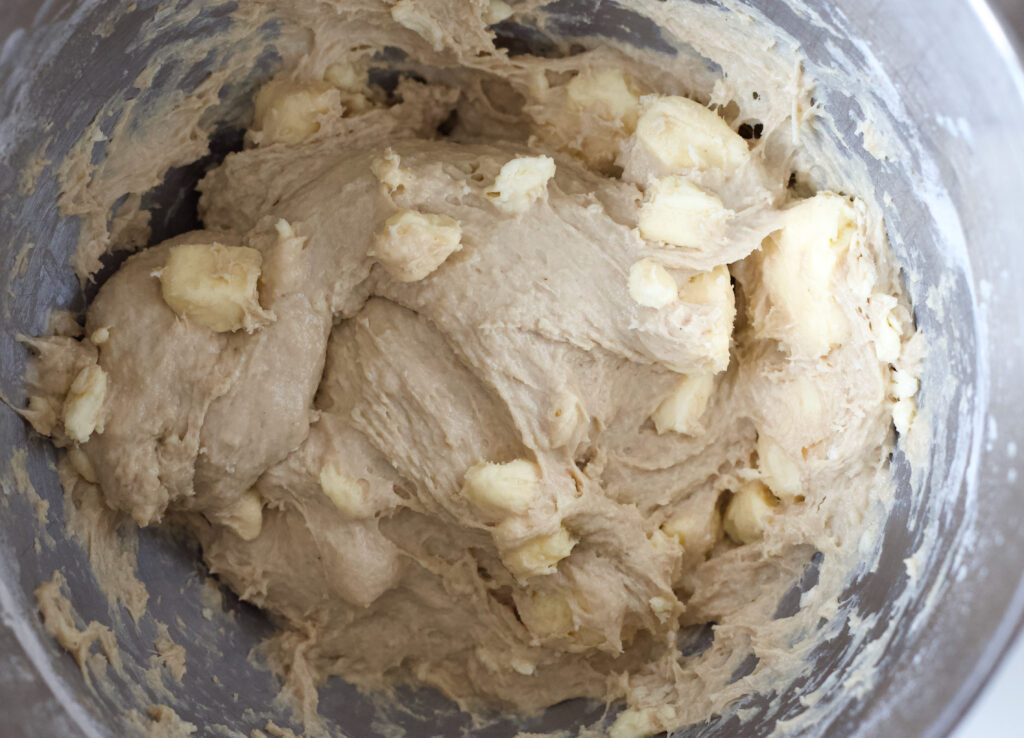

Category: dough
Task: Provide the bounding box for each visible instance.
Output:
[24,1,919,735]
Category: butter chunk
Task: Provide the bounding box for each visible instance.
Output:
[756,193,855,358]
[628,259,677,308]
[679,264,732,305]
[484,0,514,24]
[372,210,463,282]
[462,459,541,517]
[566,68,642,130]
[609,706,677,738]
[63,364,107,444]
[67,446,98,483]
[488,156,556,214]
[893,397,917,435]
[869,294,903,364]
[635,95,749,172]
[892,368,919,399]
[723,480,778,544]
[639,176,728,248]
[503,526,576,578]
[323,63,372,114]
[535,68,645,171]
[678,265,736,370]
[661,501,721,558]
[319,462,375,519]
[370,151,409,193]
[324,62,362,92]
[651,373,715,435]
[158,244,269,333]
[518,590,574,638]
[253,79,335,145]
[892,368,919,435]
[214,490,264,542]
[757,434,803,501]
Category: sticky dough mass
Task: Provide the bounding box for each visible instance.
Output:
[24,3,918,735]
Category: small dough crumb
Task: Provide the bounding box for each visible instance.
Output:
[35,572,121,683]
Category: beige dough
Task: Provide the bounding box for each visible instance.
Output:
[23,1,920,735]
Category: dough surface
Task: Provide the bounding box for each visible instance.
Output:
[24,1,920,735]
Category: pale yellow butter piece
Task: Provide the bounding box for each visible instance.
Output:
[723,480,778,544]
[892,368,919,435]
[67,446,98,483]
[504,526,576,578]
[488,156,556,214]
[370,151,408,193]
[158,244,268,333]
[510,658,535,676]
[756,193,856,358]
[253,79,335,145]
[214,490,264,542]
[518,590,574,638]
[893,397,917,435]
[462,459,541,517]
[319,461,375,519]
[566,68,642,130]
[679,264,732,305]
[651,373,715,435]
[789,375,825,425]
[661,502,721,558]
[323,63,372,114]
[639,176,727,248]
[90,327,110,345]
[63,364,107,444]
[483,0,514,25]
[609,706,678,738]
[536,68,645,170]
[678,265,736,370]
[757,434,803,501]
[373,210,463,282]
[635,95,749,172]
[324,62,362,92]
[628,259,677,308]
[869,293,903,364]
[892,368,919,398]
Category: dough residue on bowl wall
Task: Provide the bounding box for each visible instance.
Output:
[17,0,928,736]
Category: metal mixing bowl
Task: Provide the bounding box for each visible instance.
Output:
[2,1,1023,735]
